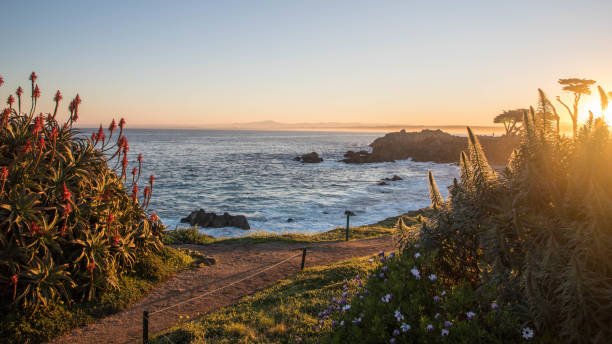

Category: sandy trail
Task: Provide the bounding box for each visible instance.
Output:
[50,236,394,344]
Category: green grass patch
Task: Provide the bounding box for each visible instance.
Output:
[152,257,378,343]
[0,247,210,344]
[163,209,433,246]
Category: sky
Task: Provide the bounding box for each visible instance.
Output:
[1,0,612,128]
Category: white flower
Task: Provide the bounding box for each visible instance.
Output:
[434,313,440,319]
[410,267,420,279]
[342,304,351,311]
[441,290,446,296]
[394,310,404,322]
[426,324,434,331]
[414,252,421,259]
[400,323,411,332]
[466,311,476,320]
[491,302,499,310]
[340,320,344,326]
[441,329,449,336]
[414,243,420,248]
[428,274,437,281]
[522,327,534,339]
[381,293,392,303]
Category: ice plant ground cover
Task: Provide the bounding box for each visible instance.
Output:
[0,73,206,343]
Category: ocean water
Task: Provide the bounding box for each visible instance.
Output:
[115,129,458,237]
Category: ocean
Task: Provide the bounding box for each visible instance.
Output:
[116,129,458,237]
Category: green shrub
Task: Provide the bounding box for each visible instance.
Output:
[422,85,612,342]
[0,72,162,310]
[0,246,197,343]
[322,247,530,343]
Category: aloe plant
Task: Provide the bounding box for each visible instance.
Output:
[0,72,162,310]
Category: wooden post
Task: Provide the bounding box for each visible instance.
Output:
[345,214,350,241]
[344,211,355,241]
[300,248,307,270]
[143,310,149,344]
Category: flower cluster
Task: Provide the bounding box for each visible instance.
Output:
[324,240,534,343]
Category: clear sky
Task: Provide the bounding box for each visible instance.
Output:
[1,0,612,128]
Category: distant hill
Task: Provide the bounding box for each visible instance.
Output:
[202,120,506,134]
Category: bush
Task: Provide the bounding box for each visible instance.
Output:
[321,246,529,343]
[421,87,612,342]
[0,72,162,310]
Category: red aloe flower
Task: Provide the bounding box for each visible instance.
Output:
[62,182,72,202]
[87,262,96,274]
[107,213,114,225]
[16,87,23,97]
[33,85,41,99]
[112,234,121,246]
[68,99,75,113]
[137,154,143,163]
[63,202,72,216]
[122,154,128,170]
[149,213,159,223]
[143,186,151,207]
[23,140,32,154]
[50,126,59,141]
[1,108,9,127]
[38,137,45,152]
[75,94,81,105]
[32,115,43,136]
[59,222,67,236]
[149,175,154,186]
[102,189,111,200]
[91,132,96,143]
[10,273,17,300]
[109,119,116,134]
[131,184,138,202]
[0,76,3,87]
[0,166,8,194]
[119,117,126,129]
[7,95,15,106]
[29,72,37,83]
[96,124,105,143]
[54,90,62,102]
[131,167,137,176]
[30,222,43,235]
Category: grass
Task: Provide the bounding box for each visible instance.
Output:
[152,256,378,344]
[0,247,212,344]
[163,208,433,246]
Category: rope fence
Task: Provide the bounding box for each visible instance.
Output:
[141,249,308,343]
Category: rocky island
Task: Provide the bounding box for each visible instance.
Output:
[342,129,520,165]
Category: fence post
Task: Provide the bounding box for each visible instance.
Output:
[143,310,149,344]
[300,248,307,270]
[344,211,355,241]
[346,215,350,241]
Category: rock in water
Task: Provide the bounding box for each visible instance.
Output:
[295,152,323,163]
[180,209,250,230]
[341,129,520,165]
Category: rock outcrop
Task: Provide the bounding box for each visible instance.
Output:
[294,152,323,163]
[342,129,519,165]
[180,209,250,230]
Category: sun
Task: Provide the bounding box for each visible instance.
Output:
[581,99,612,126]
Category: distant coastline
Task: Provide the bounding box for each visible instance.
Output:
[75,120,575,135]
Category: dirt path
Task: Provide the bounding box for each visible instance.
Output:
[50,236,395,344]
